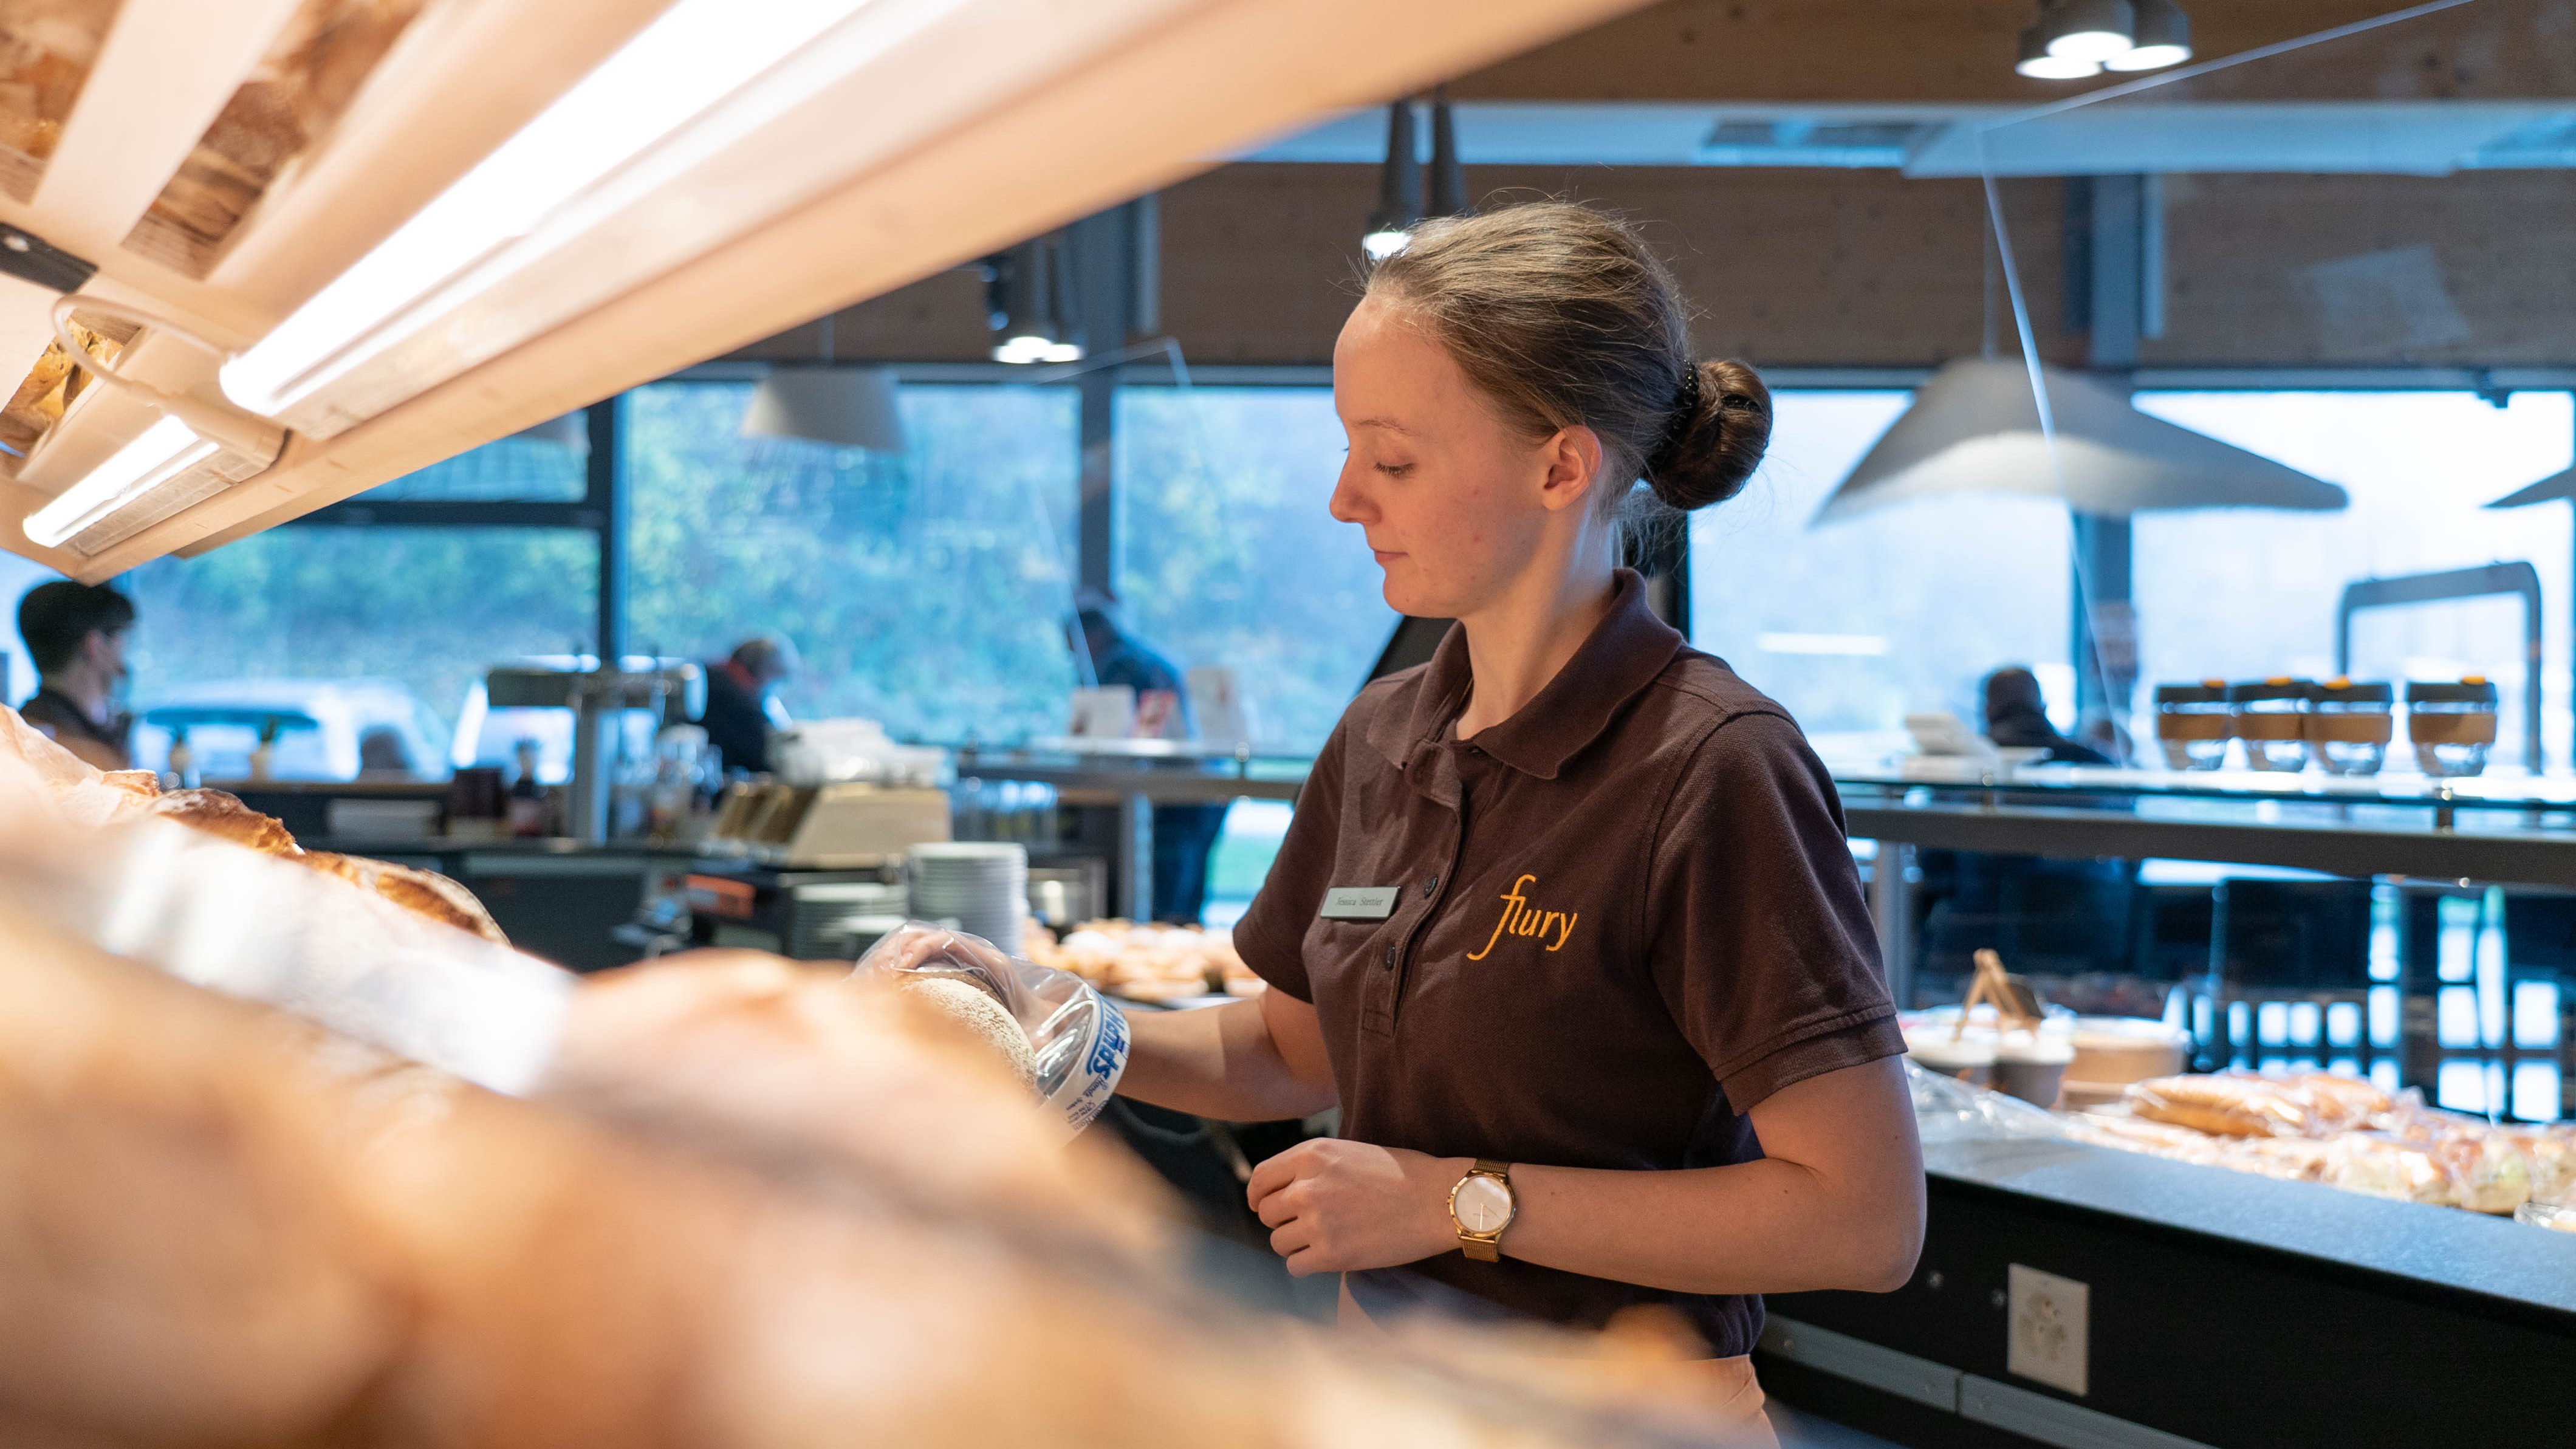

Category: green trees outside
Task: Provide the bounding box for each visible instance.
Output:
[623,382,1083,744]
[1114,386,1396,753]
[99,380,1393,761]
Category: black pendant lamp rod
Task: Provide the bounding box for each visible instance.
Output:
[1363,87,1470,259]
[1362,99,1422,259]
[1428,85,1466,219]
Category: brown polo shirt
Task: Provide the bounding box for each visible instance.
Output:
[1234,569,1902,1357]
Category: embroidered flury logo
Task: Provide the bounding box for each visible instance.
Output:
[1466,873,1577,959]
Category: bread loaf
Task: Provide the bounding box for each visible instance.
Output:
[0,899,1705,1449]
[897,974,1041,1093]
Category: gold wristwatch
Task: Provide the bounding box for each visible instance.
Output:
[1447,1159,1516,1262]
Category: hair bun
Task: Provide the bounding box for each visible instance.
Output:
[1644,359,1771,512]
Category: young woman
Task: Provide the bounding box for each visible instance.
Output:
[1117,202,1923,1436]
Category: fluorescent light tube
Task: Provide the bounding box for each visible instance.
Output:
[222,0,957,437]
[20,394,286,555]
[24,416,215,547]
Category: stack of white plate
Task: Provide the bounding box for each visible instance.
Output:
[907,842,1029,955]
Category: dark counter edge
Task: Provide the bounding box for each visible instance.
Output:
[1923,1136,2576,1326]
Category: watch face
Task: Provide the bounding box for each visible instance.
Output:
[1454,1174,1512,1234]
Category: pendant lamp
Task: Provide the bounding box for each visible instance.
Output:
[508,412,589,449]
[2042,0,2134,62]
[740,314,906,453]
[2487,465,2576,509]
[1812,358,2346,523]
[741,366,906,453]
[2105,0,2190,70]
[1362,99,1422,261]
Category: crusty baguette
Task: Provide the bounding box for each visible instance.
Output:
[301,850,507,946]
[147,786,301,855]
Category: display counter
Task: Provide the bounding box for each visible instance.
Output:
[1831,761,2576,888]
[1759,1135,2576,1448]
[953,741,1307,919]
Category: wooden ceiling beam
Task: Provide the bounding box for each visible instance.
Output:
[43,0,1656,578]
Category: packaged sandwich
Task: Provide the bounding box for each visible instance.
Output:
[2126,1073,2317,1137]
[2125,1070,2389,1139]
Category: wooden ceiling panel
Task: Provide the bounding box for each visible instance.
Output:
[28,0,308,262]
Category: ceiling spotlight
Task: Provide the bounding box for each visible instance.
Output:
[989,238,1080,364]
[2016,22,2102,78]
[2105,0,2190,70]
[1361,98,1422,261]
[2042,0,2134,62]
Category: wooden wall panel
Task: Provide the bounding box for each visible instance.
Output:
[743,160,2576,374]
[748,163,2072,369]
[2150,171,2576,366]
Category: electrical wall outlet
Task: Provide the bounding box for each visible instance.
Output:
[2006,1263,2089,1397]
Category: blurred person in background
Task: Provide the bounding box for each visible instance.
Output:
[697,634,798,776]
[16,580,135,771]
[1072,591,1228,924]
[1982,665,2110,766]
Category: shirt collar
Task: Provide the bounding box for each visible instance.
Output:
[1367,569,1682,783]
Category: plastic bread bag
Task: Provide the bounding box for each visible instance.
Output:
[2320,1134,2457,1207]
[0,802,573,1095]
[855,920,1130,1138]
[1906,1058,2064,1143]
[2516,1201,2576,1233]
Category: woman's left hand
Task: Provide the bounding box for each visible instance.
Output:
[1246,1140,1462,1276]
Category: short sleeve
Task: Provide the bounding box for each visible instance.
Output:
[1643,711,1903,1112]
[1228,722,1349,1002]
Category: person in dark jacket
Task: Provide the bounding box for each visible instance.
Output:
[696,635,798,776]
[1982,665,2111,765]
[1073,597,1228,925]
[16,580,134,770]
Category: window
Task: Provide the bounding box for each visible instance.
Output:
[1688,391,2074,747]
[2129,391,2573,769]
[116,526,600,778]
[623,381,1081,744]
[1115,385,1396,754]
[355,420,590,502]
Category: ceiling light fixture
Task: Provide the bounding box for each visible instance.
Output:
[1361,98,1422,261]
[988,236,1081,364]
[21,298,284,555]
[2105,0,2190,70]
[2015,24,2102,79]
[742,313,907,451]
[2041,0,2135,62]
[1811,358,2345,521]
[219,0,951,437]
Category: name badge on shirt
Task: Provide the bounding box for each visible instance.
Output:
[1320,886,1400,921]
